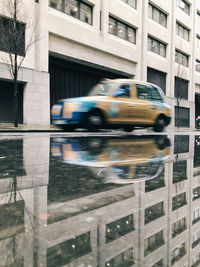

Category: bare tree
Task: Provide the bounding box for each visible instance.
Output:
[0,0,40,127]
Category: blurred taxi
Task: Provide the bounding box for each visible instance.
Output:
[51,135,171,184]
[51,79,171,132]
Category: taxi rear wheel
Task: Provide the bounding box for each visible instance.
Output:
[87,110,104,131]
[153,116,166,132]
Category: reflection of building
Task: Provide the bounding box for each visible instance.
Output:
[0,0,200,129]
[2,134,200,266]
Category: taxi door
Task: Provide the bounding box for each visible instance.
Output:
[128,84,155,125]
[108,83,135,124]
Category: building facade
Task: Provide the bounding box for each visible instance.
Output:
[0,0,200,129]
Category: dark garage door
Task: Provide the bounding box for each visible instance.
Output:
[49,57,128,107]
[0,80,23,123]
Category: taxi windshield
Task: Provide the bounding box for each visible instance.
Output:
[88,83,114,96]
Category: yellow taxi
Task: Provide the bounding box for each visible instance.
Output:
[51,79,171,132]
[51,136,171,183]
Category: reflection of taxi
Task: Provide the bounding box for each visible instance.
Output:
[51,136,171,183]
[51,79,171,132]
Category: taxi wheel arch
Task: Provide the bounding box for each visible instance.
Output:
[86,108,106,130]
[153,114,167,132]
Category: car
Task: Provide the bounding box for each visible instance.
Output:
[51,79,171,132]
[51,135,171,184]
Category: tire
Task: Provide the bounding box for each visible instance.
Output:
[87,110,104,131]
[153,116,166,132]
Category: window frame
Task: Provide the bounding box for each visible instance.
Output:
[108,15,136,44]
[148,3,167,28]
[176,0,190,15]
[49,0,93,25]
[175,49,189,67]
[121,0,137,9]
[148,36,166,57]
[176,22,189,41]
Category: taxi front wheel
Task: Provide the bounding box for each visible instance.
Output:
[87,110,104,131]
[153,116,166,132]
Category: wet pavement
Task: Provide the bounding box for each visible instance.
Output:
[0,133,200,266]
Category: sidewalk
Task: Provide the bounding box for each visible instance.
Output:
[0,123,62,132]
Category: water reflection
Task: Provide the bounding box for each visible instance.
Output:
[1,134,200,266]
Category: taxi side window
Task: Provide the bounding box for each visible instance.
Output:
[150,86,164,102]
[114,83,131,98]
[136,84,150,100]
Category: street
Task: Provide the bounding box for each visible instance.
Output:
[0,131,199,266]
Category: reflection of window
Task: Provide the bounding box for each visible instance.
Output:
[47,232,91,266]
[176,0,190,15]
[106,247,134,266]
[144,230,164,256]
[172,192,187,211]
[121,0,137,9]
[174,135,189,154]
[109,16,136,44]
[145,202,164,224]
[176,22,189,41]
[192,252,200,267]
[151,259,163,267]
[148,36,166,57]
[193,186,200,201]
[149,3,167,27]
[193,208,200,224]
[151,85,164,102]
[172,217,186,238]
[175,50,189,66]
[173,160,187,183]
[192,230,200,248]
[49,0,93,25]
[106,214,135,243]
[171,242,186,265]
[117,84,131,98]
[145,171,165,192]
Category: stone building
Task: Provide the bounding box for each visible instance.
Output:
[0,0,200,129]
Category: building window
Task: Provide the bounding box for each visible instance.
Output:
[106,248,134,267]
[121,0,136,9]
[49,0,93,25]
[147,67,166,94]
[148,3,167,28]
[173,160,187,183]
[144,230,164,256]
[145,202,164,224]
[174,135,189,154]
[171,242,186,265]
[175,50,189,67]
[108,16,136,44]
[196,60,200,72]
[176,22,189,41]
[174,77,188,100]
[197,35,200,49]
[175,107,190,128]
[194,135,200,167]
[172,217,186,238]
[148,36,166,57]
[0,16,25,56]
[176,0,190,15]
[193,186,200,201]
[106,214,135,243]
[192,208,200,224]
[172,192,187,211]
[192,231,200,248]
